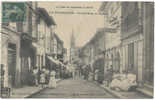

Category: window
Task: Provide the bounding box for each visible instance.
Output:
[122,2,139,38]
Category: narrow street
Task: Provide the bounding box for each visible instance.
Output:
[1,2,154,99]
[29,78,116,98]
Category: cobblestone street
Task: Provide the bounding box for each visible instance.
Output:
[29,77,150,98]
[1,2,154,99]
[29,78,116,98]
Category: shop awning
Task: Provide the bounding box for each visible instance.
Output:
[47,56,59,65]
[59,61,65,67]
[47,56,66,69]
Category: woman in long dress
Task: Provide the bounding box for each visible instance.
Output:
[49,70,57,88]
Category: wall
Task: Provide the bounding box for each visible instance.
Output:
[104,2,121,50]
[2,27,21,87]
[121,2,144,83]
[143,3,154,85]
[102,2,122,73]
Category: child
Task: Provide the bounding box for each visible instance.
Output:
[40,71,46,88]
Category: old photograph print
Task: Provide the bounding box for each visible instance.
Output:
[0,1,154,99]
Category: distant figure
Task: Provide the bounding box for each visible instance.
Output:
[84,65,89,80]
[49,70,57,88]
[95,54,105,84]
[71,66,75,79]
[33,67,39,86]
[94,69,99,81]
[1,64,5,88]
[45,68,50,87]
[40,70,46,88]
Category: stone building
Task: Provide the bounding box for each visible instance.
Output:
[36,7,56,70]
[49,33,64,61]
[79,28,106,72]
[1,2,30,87]
[55,34,64,62]
[20,2,38,86]
[121,2,143,82]
[100,2,154,88]
[47,33,65,78]
[1,24,21,88]
[63,48,68,63]
[1,2,57,87]
[79,43,90,66]
[120,3,154,95]
[99,2,122,73]
[142,2,154,87]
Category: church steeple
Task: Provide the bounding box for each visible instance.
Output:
[70,29,76,63]
[70,29,75,48]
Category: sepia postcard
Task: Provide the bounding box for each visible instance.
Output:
[0,1,154,99]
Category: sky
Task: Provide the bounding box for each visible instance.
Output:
[38,2,105,49]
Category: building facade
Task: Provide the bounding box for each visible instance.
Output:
[1,24,21,88]
[36,7,55,70]
[100,2,122,73]
[142,2,154,86]
[100,2,154,87]
[79,28,106,72]
[20,2,38,86]
[80,2,154,89]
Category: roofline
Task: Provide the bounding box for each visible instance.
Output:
[81,27,115,51]
[37,7,56,26]
[54,33,63,44]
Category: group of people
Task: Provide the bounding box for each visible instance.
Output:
[81,54,112,84]
[32,67,57,88]
[81,64,112,85]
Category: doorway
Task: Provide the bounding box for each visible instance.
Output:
[8,43,16,87]
[128,43,134,73]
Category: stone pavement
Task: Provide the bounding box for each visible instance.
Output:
[10,79,61,98]
[100,84,152,99]
[11,86,43,98]
[29,78,115,98]
[136,85,153,98]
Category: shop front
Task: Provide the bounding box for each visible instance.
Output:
[46,55,62,79]
[121,33,144,83]
[20,33,37,86]
[1,26,21,88]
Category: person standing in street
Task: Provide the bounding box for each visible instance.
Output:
[94,69,99,81]
[1,64,5,88]
[33,67,39,86]
[85,65,89,80]
[40,68,46,88]
[45,68,50,87]
[96,53,105,84]
[49,70,57,88]
[71,66,75,79]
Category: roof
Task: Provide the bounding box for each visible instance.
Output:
[37,8,56,26]
[54,33,63,44]
[83,28,105,47]
[49,16,56,26]
[80,27,117,53]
